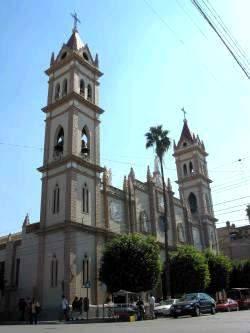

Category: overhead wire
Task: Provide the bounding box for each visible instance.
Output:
[191,0,250,78]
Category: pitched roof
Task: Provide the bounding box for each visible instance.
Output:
[66,31,85,50]
[178,119,194,145]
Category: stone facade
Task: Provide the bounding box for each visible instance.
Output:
[217,222,250,260]
[0,27,218,316]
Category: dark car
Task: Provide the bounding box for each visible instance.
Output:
[171,293,216,318]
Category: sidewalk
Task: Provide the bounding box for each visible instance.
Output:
[0,318,119,325]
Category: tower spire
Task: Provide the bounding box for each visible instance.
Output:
[181,107,187,121]
[71,12,81,33]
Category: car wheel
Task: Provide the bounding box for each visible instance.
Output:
[173,314,178,319]
[236,306,239,311]
[194,306,200,317]
[211,306,216,315]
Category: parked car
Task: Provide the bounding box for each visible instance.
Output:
[154,299,178,317]
[171,293,216,318]
[216,298,239,312]
[227,288,250,310]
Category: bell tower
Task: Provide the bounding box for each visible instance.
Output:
[37,18,105,307]
[38,22,104,229]
[173,118,218,251]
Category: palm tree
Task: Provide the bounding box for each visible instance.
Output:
[145,125,171,298]
[246,204,250,223]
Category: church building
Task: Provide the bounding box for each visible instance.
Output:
[0,23,218,316]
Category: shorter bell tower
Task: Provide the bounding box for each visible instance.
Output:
[173,118,218,251]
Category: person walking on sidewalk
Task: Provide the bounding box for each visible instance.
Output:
[136,297,145,321]
[31,298,40,324]
[149,294,155,319]
[62,295,69,321]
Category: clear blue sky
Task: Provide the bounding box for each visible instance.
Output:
[0,0,250,235]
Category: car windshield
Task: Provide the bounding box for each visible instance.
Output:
[180,294,198,301]
[160,300,174,305]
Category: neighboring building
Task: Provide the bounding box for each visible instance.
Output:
[0,25,218,316]
[217,222,250,260]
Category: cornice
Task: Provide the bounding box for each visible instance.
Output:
[173,145,208,157]
[106,185,125,199]
[201,214,218,223]
[38,154,105,174]
[37,220,118,237]
[45,52,103,77]
[42,91,105,115]
[176,173,212,185]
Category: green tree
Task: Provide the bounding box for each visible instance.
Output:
[170,245,210,295]
[204,250,232,295]
[230,260,250,288]
[246,204,250,223]
[99,234,161,293]
[145,125,171,297]
[0,264,5,295]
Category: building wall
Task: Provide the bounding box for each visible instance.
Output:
[217,223,250,260]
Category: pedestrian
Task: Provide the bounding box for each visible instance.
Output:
[62,295,69,321]
[72,296,79,311]
[31,298,40,324]
[18,298,26,321]
[136,297,145,321]
[78,297,83,315]
[26,298,32,324]
[149,293,155,319]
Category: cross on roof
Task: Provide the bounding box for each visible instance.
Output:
[71,12,81,32]
[181,107,187,121]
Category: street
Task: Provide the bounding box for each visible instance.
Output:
[1,310,250,333]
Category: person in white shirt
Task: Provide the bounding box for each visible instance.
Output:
[61,295,69,321]
[149,294,156,319]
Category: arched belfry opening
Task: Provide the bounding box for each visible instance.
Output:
[189,161,194,174]
[55,83,60,100]
[80,79,85,97]
[183,164,187,177]
[87,84,92,101]
[62,79,68,96]
[81,127,90,158]
[188,192,198,214]
[54,127,64,157]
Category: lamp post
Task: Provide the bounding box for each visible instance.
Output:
[84,254,90,320]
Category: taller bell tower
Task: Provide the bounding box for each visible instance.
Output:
[173,119,218,251]
[37,21,105,307]
[39,24,104,228]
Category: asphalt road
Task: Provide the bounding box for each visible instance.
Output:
[1,310,250,333]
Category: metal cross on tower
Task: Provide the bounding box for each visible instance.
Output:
[181,107,187,121]
[71,12,81,32]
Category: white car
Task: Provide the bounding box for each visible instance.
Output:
[154,299,179,317]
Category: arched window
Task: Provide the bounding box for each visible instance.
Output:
[80,79,85,97]
[61,52,67,60]
[83,52,89,61]
[189,161,194,174]
[87,84,92,101]
[205,194,211,214]
[158,215,165,233]
[140,211,150,233]
[55,83,60,100]
[53,184,60,214]
[82,254,90,286]
[50,254,58,287]
[81,127,90,157]
[177,224,185,243]
[183,164,187,176]
[82,183,89,214]
[188,192,198,214]
[62,79,68,96]
[54,127,64,156]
